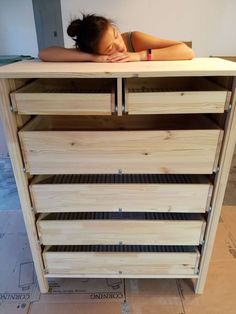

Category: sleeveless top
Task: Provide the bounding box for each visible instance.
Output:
[126,32,135,52]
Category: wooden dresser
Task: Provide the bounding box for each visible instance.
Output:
[0,58,236,294]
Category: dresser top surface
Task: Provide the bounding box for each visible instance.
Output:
[0,57,236,78]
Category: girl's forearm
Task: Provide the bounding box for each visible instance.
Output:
[38,46,94,62]
[139,43,195,61]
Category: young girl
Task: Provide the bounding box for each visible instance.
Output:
[39,13,195,62]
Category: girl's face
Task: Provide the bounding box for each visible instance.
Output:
[98,25,127,55]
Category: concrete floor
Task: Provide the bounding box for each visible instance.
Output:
[0,157,20,211]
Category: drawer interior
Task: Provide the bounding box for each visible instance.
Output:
[40,212,204,221]
[32,173,211,184]
[125,77,227,92]
[45,244,198,254]
[13,78,115,94]
[21,114,220,131]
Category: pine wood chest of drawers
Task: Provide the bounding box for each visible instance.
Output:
[0,58,236,293]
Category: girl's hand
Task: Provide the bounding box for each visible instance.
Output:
[107,52,142,62]
[91,54,110,62]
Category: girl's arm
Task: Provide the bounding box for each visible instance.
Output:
[38,46,108,62]
[110,31,195,62]
[138,43,195,61]
[132,31,195,60]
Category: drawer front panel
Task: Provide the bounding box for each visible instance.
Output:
[13,93,113,115]
[126,91,227,114]
[11,78,115,115]
[31,174,212,213]
[43,245,200,276]
[125,77,228,114]
[37,213,205,246]
[19,130,221,174]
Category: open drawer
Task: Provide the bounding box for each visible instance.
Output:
[37,212,206,246]
[43,245,200,277]
[10,78,116,115]
[30,174,212,213]
[125,77,230,114]
[19,115,222,174]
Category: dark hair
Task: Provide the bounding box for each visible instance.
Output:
[67,13,113,53]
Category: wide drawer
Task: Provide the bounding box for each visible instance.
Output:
[37,212,206,245]
[125,77,230,114]
[30,174,212,213]
[43,245,200,277]
[19,115,222,174]
[10,78,115,115]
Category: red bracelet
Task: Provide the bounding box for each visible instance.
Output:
[147,48,152,61]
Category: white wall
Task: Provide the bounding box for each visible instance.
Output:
[61,0,236,57]
[0,0,39,157]
[0,0,235,57]
[0,0,38,57]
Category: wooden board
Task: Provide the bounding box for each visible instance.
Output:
[18,115,222,174]
[30,174,212,213]
[43,246,200,277]
[0,79,48,292]
[195,77,236,293]
[37,212,206,246]
[1,58,236,78]
[19,129,221,174]
[125,77,228,114]
[11,78,115,115]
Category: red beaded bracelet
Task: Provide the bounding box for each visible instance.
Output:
[147,48,152,61]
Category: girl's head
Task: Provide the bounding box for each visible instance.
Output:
[67,13,127,55]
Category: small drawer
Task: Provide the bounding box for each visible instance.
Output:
[37,212,206,246]
[19,115,222,174]
[30,174,212,213]
[10,78,116,115]
[125,77,230,114]
[43,245,200,277]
